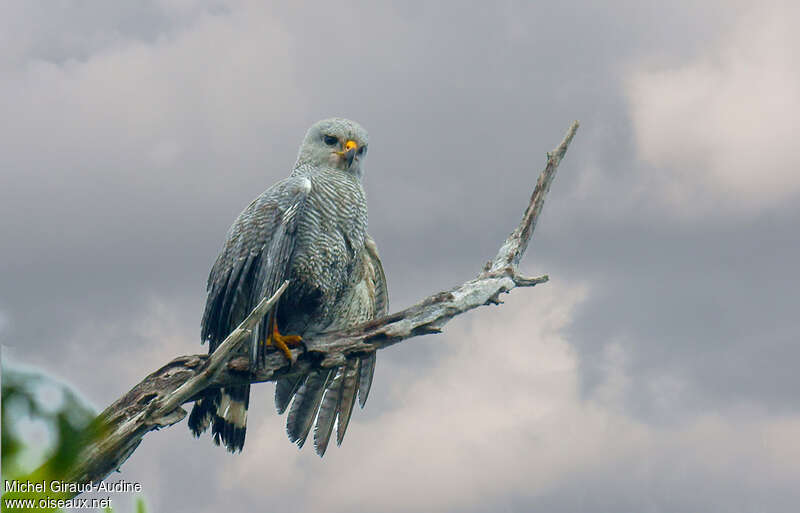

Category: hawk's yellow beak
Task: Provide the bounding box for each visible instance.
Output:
[335,140,359,156]
[336,140,359,167]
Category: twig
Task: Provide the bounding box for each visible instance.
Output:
[64,282,289,484]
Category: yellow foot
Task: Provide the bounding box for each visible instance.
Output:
[266,323,302,363]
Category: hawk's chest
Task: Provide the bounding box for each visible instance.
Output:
[289,171,367,302]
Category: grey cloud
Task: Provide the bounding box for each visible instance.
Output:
[626,2,800,212]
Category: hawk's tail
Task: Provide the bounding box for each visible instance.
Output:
[188,385,250,452]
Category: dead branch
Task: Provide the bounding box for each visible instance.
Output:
[61,120,579,489]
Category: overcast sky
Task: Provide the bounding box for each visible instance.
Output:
[2,0,799,511]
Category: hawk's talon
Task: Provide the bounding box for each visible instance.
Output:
[262,321,302,366]
[274,333,302,364]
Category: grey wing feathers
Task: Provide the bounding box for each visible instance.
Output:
[355,236,388,409]
[286,369,334,448]
[335,358,361,446]
[200,177,310,354]
[275,373,304,415]
[364,235,389,317]
[313,367,344,455]
[251,182,309,361]
[283,234,388,456]
[357,353,376,408]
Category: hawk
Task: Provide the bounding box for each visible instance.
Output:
[188,118,388,456]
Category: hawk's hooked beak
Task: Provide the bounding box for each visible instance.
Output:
[338,139,359,167]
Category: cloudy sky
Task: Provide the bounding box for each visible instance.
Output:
[2,0,799,511]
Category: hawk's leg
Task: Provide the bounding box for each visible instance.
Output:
[261,311,302,365]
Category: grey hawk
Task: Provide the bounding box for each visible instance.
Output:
[188,118,388,456]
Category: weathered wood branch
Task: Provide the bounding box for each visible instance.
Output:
[62,120,579,489]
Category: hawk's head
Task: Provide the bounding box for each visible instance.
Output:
[296,118,369,178]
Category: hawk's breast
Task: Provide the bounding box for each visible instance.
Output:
[278,168,367,335]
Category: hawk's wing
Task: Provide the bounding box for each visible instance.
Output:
[279,235,388,455]
[201,176,310,354]
[190,175,310,451]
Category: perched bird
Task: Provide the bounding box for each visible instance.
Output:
[188,118,388,456]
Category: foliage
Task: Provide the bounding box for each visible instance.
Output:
[2,364,146,513]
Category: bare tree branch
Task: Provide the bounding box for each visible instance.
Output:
[61,120,579,489]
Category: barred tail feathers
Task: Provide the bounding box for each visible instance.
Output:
[211,385,250,452]
[188,385,250,453]
[188,388,220,437]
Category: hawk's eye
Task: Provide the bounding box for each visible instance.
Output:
[323,135,338,146]
[357,146,366,156]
